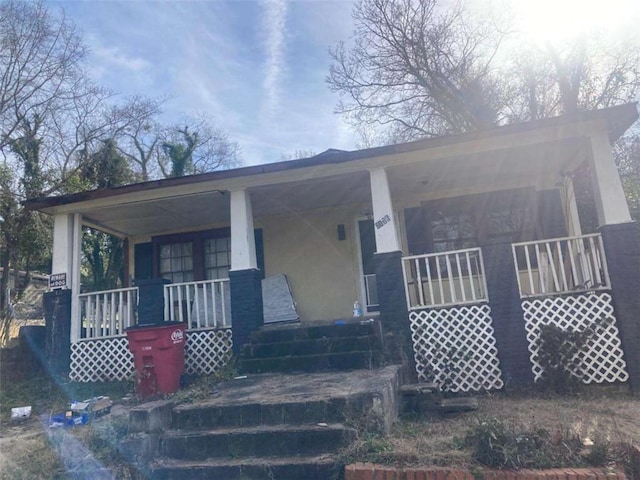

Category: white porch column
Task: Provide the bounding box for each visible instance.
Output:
[70,213,82,342]
[52,214,74,279]
[52,213,83,342]
[587,132,632,226]
[562,176,583,237]
[369,167,401,253]
[230,189,258,271]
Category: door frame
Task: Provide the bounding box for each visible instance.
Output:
[355,216,380,315]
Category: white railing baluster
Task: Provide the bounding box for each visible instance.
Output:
[424,256,434,305]
[415,258,425,307]
[78,286,139,340]
[534,243,546,294]
[455,253,466,302]
[465,251,476,301]
[402,247,487,310]
[512,234,610,299]
[161,279,231,330]
[588,236,603,287]
[445,254,456,303]
[523,245,535,295]
[544,242,560,292]
[556,240,568,291]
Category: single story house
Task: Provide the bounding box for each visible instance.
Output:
[24,103,640,392]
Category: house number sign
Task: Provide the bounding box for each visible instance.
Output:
[49,273,67,289]
[375,214,391,230]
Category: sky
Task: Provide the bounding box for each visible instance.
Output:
[52,0,357,166]
[51,0,640,168]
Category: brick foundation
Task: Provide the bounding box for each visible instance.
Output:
[482,241,533,386]
[344,464,626,480]
[374,250,414,374]
[229,268,263,356]
[599,222,640,393]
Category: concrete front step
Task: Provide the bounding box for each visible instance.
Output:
[249,320,379,344]
[239,350,384,374]
[151,454,342,480]
[160,423,356,460]
[241,334,383,358]
[173,398,351,430]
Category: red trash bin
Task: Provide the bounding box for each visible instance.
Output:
[126,322,186,398]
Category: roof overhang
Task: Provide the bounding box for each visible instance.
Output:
[24,103,639,238]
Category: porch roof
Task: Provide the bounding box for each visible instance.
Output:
[23,103,638,238]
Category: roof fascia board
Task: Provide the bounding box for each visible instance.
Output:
[34,110,628,216]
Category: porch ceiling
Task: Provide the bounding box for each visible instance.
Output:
[386,137,587,200]
[81,171,373,238]
[77,137,587,238]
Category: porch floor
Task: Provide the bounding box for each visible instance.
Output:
[177,364,402,409]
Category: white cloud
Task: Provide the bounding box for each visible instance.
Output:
[90,45,151,75]
[261,0,289,116]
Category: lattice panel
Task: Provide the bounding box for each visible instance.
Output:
[185,329,233,375]
[522,293,628,384]
[409,304,504,392]
[70,329,233,382]
[71,337,134,382]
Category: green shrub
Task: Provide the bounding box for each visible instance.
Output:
[536,317,610,395]
[464,416,585,469]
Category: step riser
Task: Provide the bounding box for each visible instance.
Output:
[173,398,351,430]
[242,335,382,358]
[239,351,383,374]
[160,428,355,460]
[250,321,379,344]
[152,462,341,480]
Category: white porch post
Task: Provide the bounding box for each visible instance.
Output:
[229,189,262,355]
[562,176,583,237]
[52,214,74,278]
[70,213,82,343]
[587,132,632,226]
[230,189,258,271]
[52,213,83,342]
[369,167,401,253]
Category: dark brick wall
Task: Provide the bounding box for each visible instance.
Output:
[229,269,264,356]
[483,241,534,386]
[374,251,414,373]
[44,289,71,377]
[600,222,640,392]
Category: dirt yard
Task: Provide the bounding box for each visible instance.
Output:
[1,380,639,478]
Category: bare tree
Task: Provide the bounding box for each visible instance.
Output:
[507,35,640,122]
[0,0,87,149]
[329,0,640,139]
[327,0,511,141]
[116,95,166,181]
[158,116,240,178]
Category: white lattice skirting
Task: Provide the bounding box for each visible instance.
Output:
[409,304,504,392]
[522,293,628,384]
[185,329,233,375]
[70,328,233,382]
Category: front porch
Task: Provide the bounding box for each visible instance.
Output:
[25,103,640,391]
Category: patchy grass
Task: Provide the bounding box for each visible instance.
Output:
[343,387,640,475]
[3,374,640,479]
[0,374,135,479]
[0,373,133,423]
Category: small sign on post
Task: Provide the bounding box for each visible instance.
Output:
[49,273,67,289]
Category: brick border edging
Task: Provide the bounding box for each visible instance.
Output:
[344,464,626,480]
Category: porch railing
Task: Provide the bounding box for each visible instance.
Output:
[164,278,231,329]
[79,287,138,339]
[363,274,379,310]
[511,233,610,298]
[402,247,488,310]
